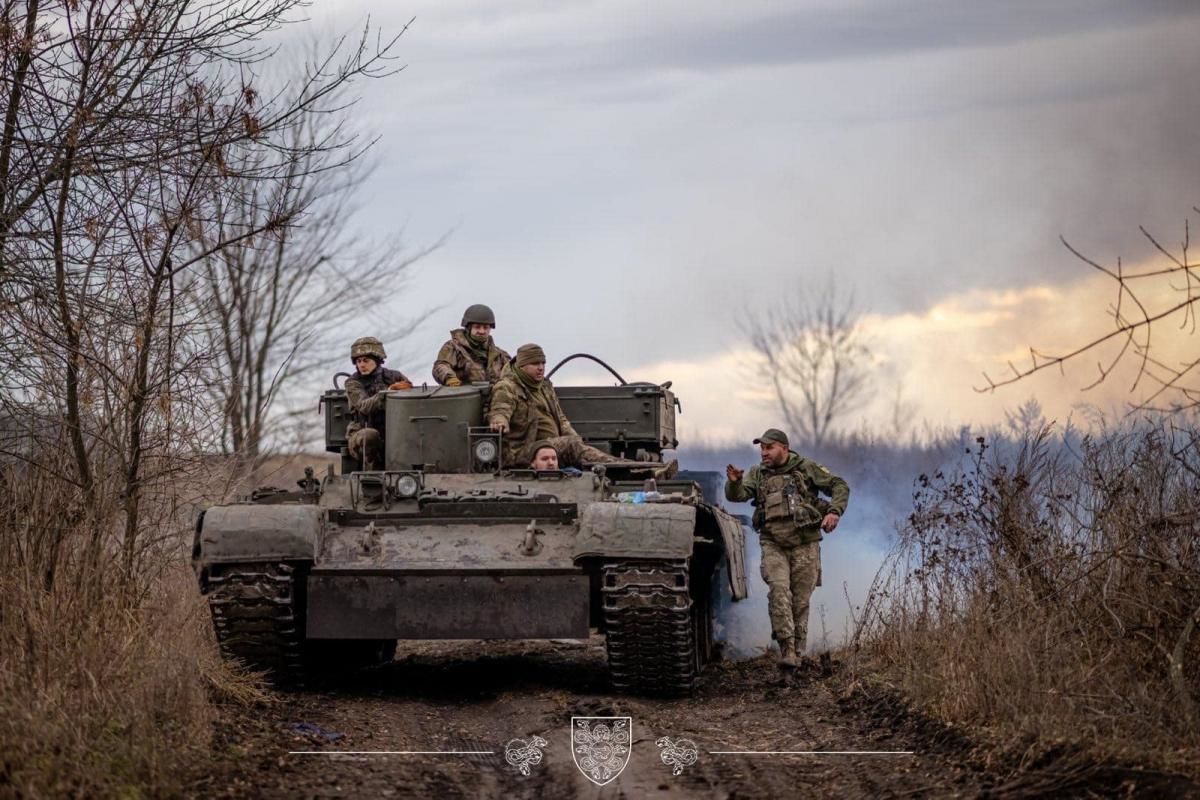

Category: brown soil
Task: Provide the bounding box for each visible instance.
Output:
[187,638,1199,799]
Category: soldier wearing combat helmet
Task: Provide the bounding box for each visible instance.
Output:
[432,304,510,386]
[725,429,849,670]
[344,336,412,470]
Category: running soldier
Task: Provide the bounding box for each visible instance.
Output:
[725,429,849,669]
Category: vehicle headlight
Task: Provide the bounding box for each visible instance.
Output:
[473,439,498,465]
[395,474,419,498]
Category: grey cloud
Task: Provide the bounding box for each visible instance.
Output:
[399,1,1200,79]
[303,2,1200,373]
[628,0,1200,70]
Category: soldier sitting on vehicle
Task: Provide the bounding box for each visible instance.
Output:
[432,304,510,386]
[345,336,412,471]
[488,343,621,469]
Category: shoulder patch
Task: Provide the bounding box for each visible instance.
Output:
[815,463,831,474]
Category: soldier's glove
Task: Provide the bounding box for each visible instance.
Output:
[490,419,509,434]
[725,464,744,482]
[389,380,413,390]
[445,376,463,387]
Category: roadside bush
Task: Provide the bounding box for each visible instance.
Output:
[0,458,225,798]
[858,419,1200,775]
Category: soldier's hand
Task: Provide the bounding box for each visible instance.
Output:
[445,376,463,387]
[490,419,508,434]
[725,464,743,482]
[389,380,413,390]
[821,513,840,533]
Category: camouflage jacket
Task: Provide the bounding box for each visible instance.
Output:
[487,365,576,466]
[725,452,849,545]
[432,329,510,385]
[344,366,409,436]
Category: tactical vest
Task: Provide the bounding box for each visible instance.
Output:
[346,367,405,434]
[447,338,489,382]
[754,467,827,546]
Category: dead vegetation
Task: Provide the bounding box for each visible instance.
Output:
[856,415,1200,779]
[0,1,404,795]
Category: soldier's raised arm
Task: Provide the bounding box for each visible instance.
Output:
[724,463,758,502]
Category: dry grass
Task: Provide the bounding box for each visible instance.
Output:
[0,457,265,797]
[856,419,1200,778]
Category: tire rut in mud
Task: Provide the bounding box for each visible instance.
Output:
[195,638,1194,799]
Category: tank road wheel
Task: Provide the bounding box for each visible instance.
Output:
[205,562,394,687]
[602,560,707,697]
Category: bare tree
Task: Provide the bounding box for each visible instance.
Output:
[0,0,405,592]
[978,211,1200,413]
[742,283,874,448]
[186,51,439,466]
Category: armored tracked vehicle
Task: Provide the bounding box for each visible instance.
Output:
[194,359,748,696]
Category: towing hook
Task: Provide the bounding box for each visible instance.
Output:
[361,521,381,555]
[521,520,544,556]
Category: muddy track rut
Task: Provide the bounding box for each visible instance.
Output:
[191,637,1193,799]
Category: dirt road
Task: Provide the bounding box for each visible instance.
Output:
[192,636,1035,799]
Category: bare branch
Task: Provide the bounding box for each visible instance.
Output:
[976,216,1200,414]
[740,281,873,448]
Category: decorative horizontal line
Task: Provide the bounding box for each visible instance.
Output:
[288,751,495,756]
[709,751,915,755]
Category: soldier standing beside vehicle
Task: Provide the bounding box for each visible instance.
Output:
[345,337,412,471]
[725,429,849,670]
[432,304,510,386]
[488,343,621,469]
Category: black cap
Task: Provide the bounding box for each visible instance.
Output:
[753,428,789,446]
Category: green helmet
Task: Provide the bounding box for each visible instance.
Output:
[461,303,496,329]
[350,336,386,365]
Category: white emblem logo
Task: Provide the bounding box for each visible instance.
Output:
[571,717,632,786]
[505,735,547,776]
[656,736,699,775]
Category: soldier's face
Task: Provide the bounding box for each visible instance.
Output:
[520,361,545,382]
[354,356,378,375]
[468,323,493,340]
[760,441,789,466]
[532,447,559,470]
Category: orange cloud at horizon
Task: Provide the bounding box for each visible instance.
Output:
[588,269,1197,446]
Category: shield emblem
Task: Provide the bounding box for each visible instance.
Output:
[571,716,632,786]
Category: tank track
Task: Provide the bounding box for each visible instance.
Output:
[602,560,702,697]
[206,562,307,684]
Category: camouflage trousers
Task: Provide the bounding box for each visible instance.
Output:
[759,537,821,650]
[537,435,620,469]
[347,427,384,470]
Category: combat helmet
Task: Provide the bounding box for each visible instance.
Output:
[461,303,497,329]
[350,336,386,365]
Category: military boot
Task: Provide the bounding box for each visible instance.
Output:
[777,638,800,670]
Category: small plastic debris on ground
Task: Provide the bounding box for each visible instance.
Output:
[291,722,344,741]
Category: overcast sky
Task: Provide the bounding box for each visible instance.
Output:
[300,1,1200,441]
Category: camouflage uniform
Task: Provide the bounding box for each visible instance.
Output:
[345,365,409,470]
[488,362,618,469]
[725,450,849,651]
[431,329,510,385]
